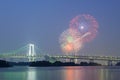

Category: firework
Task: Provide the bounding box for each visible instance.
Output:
[59,14,98,54]
[69,14,98,42]
[59,28,83,54]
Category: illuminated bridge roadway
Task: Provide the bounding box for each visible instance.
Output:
[0,43,120,65]
[0,54,120,62]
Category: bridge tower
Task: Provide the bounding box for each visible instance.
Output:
[28,43,36,62]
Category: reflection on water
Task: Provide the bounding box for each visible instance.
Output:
[98,67,120,80]
[27,67,36,80]
[63,67,84,80]
[0,66,120,80]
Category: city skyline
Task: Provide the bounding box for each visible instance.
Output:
[0,0,120,56]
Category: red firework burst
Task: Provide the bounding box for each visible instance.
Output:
[69,14,98,42]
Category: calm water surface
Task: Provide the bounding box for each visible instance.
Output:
[0,66,120,80]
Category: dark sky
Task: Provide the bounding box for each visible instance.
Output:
[0,0,120,56]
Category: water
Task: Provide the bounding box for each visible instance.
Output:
[0,66,120,80]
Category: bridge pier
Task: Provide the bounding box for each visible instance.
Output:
[108,60,112,66]
[70,58,74,62]
[89,59,94,63]
[69,58,79,64]
[28,56,36,62]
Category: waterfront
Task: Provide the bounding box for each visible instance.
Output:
[0,66,120,80]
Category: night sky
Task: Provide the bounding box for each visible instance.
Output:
[0,0,120,56]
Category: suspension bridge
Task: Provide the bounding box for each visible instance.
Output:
[0,43,120,65]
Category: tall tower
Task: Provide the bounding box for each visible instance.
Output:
[28,43,36,62]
